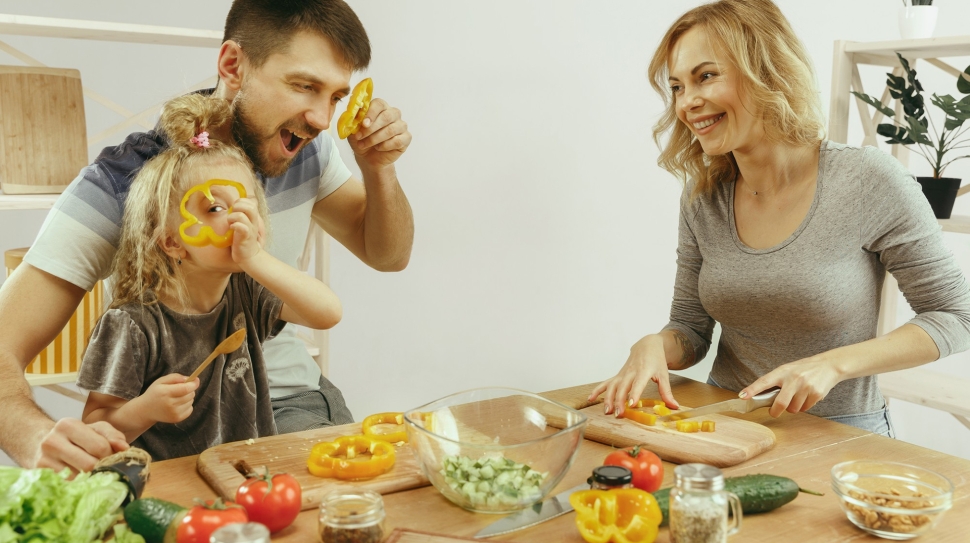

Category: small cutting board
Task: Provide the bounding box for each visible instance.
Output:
[578,404,775,468]
[197,422,429,511]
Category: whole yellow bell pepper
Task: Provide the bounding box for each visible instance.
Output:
[569,488,662,543]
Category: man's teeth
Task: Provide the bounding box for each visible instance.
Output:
[693,114,724,129]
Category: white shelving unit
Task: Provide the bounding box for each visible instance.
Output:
[0,15,330,395]
[828,36,970,429]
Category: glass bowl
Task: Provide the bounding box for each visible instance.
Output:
[404,387,588,514]
[831,460,953,540]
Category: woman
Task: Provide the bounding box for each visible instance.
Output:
[588,0,970,436]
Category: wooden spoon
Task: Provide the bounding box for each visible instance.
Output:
[185,328,247,382]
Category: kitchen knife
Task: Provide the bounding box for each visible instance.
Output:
[473,481,589,539]
[656,388,780,423]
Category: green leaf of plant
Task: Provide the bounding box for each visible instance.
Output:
[876,123,916,145]
[905,116,932,145]
[958,64,970,94]
[851,91,895,117]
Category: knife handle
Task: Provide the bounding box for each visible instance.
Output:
[747,387,781,410]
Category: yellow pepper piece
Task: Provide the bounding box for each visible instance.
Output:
[307,434,396,480]
[362,412,408,443]
[701,420,716,432]
[652,405,672,417]
[337,78,373,139]
[569,488,662,543]
[675,421,700,433]
[178,179,247,248]
[620,409,657,427]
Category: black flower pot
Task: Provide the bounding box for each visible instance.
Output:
[916,177,962,219]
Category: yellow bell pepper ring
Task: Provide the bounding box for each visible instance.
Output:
[179,179,248,248]
[569,488,662,543]
[307,435,396,480]
[361,412,408,443]
[337,77,373,139]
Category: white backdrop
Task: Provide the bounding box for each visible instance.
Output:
[1,1,969,466]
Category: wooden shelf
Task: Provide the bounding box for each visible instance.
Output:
[940,215,970,234]
[844,35,970,66]
[0,13,221,47]
[0,190,59,210]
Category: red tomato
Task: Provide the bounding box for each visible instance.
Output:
[235,471,302,533]
[603,444,664,492]
[176,499,248,543]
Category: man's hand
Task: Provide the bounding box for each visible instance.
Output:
[34,419,129,473]
[349,98,411,170]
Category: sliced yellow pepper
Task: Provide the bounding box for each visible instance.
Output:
[569,488,662,543]
[675,420,700,433]
[361,412,407,443]
[652,404,672,417]
[307,435,396,480]
[179,179,247,248]
[337,78,373,139]
[701,420,716,432]
[621,409,657,427]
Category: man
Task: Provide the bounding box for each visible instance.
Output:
[0,0,413,471]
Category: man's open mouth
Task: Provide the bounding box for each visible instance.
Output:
[280,128,311,154]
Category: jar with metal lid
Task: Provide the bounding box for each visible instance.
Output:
[318,488,386,543]
[588,465,634,490]
[669,463,742,543]
[210,522,270,543]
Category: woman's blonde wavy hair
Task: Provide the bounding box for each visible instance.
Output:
[648,0,825,198]
[110,94,269,309]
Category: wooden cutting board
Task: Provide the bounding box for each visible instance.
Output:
[196,422,429,511]
[577,404,775,468]
[386,529,482,543]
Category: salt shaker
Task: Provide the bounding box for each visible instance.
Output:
[669,463,742,543]
[318,488,386,543]
[588,465,634,490]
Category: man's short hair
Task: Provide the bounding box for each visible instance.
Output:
[224,0,370,71]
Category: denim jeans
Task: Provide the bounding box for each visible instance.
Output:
[705,375,895,438]
[271,375,355,434]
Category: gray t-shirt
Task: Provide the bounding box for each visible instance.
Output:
[664,141,970,417]
[77,274,285,460]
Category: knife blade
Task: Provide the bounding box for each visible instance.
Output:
[473,481,589,539]
[656,388,780,423]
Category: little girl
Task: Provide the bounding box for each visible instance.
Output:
[76,94,342,460]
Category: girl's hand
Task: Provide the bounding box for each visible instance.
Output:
[141,374,199,424]
[227,197,263,265]
[738,356,842,417]
[588,334,679,417]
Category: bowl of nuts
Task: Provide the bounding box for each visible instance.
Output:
[831,460,953,540]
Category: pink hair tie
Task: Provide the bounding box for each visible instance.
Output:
[190,131,210,148]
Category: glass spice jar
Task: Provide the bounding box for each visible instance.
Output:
[588,465,634,490]
[319,488,386,543]
[669,463,742,543]
[210,522,271,543]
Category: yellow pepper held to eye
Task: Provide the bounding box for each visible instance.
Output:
[337,78,373,139]
[569,488,662,543]
[307,435,396,480]
[361,412,408,443]
[179,179,248,248]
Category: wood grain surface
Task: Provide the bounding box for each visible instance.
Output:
[196,422,428,511]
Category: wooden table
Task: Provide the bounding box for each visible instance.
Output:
[144,376,970,542]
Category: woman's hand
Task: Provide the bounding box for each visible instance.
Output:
[588,334,680,417]
[228,197,264,264]
[738,355,842,417]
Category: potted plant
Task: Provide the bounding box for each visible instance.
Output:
[899,0,937,40]
[852,52,969,218]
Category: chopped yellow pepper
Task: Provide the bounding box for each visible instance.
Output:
[652,405,672,417]
[361,412,408,443]
[701,420,716,432]
[569,488,662,543]
[675,421,700,433]
[621,409,657,426]
[307,435,396,480]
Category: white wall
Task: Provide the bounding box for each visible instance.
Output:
[1,1,968,466]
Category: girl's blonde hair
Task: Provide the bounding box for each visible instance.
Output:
[110,94,269,308]
[647,0,825,197]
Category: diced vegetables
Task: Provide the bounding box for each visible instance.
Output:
[675,421,700,433]
[621,409,658,426]
[652,404,672,417]
[440,455,548,509]
[701,420,716,432]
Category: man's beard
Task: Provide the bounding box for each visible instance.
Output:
[231,91,296,179]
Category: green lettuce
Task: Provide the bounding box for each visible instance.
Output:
[0,465,137,542]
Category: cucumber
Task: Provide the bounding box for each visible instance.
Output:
[654,474,823,526]
[124,497,187,543]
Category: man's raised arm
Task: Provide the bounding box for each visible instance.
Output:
[0,264,127,470]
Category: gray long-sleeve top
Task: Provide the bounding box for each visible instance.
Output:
[663,141,970,417]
